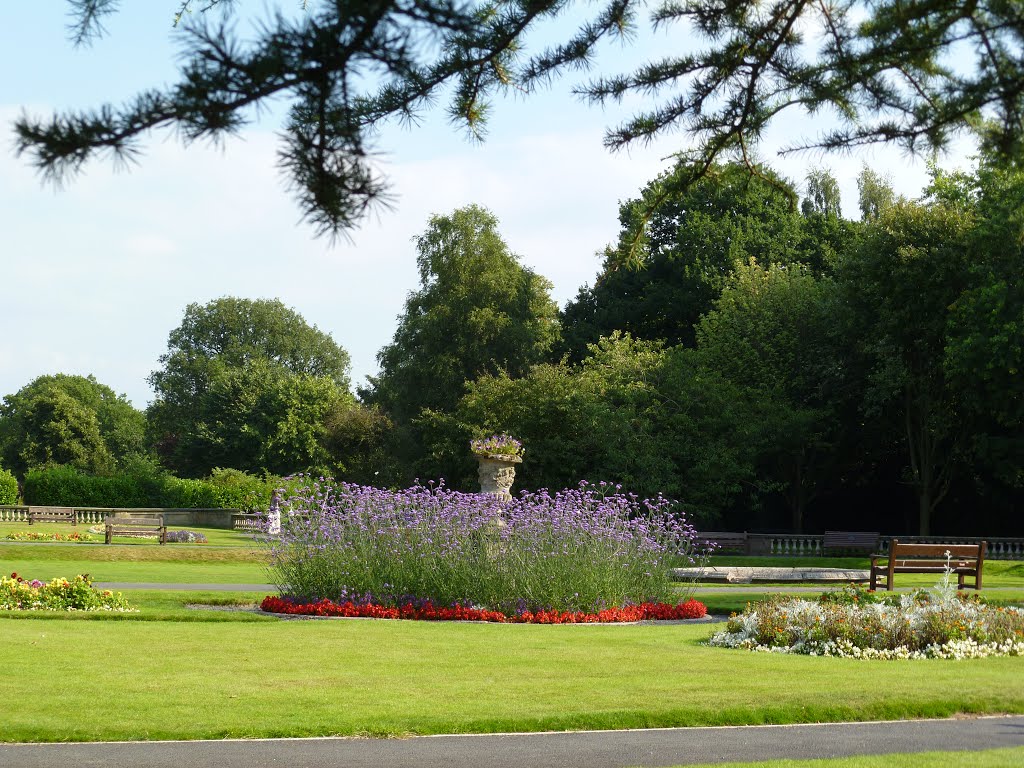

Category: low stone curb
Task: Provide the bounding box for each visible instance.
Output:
[673,566,870,583]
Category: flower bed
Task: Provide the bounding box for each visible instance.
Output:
[268,478,707,615]
[166,530,208,543]
[261,595,707,623]
[1,572,135,612]
[709,583,1024,660]
[5,530,99,542]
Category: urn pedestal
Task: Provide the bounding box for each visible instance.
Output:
[476,454,522,502]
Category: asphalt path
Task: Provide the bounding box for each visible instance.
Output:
[3,716,1022,768]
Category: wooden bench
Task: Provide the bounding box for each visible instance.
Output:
[105,515,167,545]
[696,531,749,555]
[28,507,77,526]
[823,530,879,555]
[870,540,986,591]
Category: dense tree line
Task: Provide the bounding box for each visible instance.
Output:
[1,160,1020,535]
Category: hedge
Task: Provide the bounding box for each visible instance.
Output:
[22,465,276,511]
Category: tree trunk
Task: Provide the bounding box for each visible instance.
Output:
[918,488,932,536]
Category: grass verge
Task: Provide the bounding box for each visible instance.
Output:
[0,537,271,584]
[1,618,1022,742]
[0,522,257,547]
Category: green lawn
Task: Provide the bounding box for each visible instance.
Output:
[0,521,258,546]
[671,748,1024,768]
[1,615,1022,742]
[2,557,271,584]
[2,541,1023,744]
[0,534,272,583]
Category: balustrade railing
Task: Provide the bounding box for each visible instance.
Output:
[0,506,242,528]
[232,513,268,531]
[0,506,30,522]
[697,531,1024,560]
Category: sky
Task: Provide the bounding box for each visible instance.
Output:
[1,3,976,409]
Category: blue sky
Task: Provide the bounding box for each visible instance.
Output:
[1,3,975,408]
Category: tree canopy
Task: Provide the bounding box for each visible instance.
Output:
[559,160,831,357]
[20,1,1024,236]
[147,297,353,476]
[0,374,146,476]
[365,204,560,424]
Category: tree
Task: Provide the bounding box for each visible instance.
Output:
[839,199,975,535]
[20,2,1024,236]
[559,161,825,359]
[148,297,353,475]
[694,261,847,532]
[364,204,559,426]
[937,160,1024,489]
[431,333,765,520]
[857,166,898,221]
[0,374,146,476]
[801,169,842,219]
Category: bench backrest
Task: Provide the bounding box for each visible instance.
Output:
[888,539,985,561]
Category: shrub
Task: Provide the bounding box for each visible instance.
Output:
[1,572,134,612]
[206,468,275,512]
[0,467,18,504]
[269,478,706,615]
[160,476,220,509]
[166,530,209,543]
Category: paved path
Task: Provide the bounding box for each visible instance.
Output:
[3,716,1022,767]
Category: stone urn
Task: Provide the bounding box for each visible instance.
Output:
[475,453,522,502]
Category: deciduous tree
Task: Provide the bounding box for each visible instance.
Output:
[365,205,559,425]
[147,297,353,475]
[0,374,146,476]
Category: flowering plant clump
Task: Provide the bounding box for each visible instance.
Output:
[709,581,1024,660]
[266,477,708,616]
[5,530,99,543]
[470,434,524,460]
[166,530,209,543]
[1,572,135,612]
[261,595,707,623]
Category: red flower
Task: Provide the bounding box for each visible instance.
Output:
[258,596,707,624]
